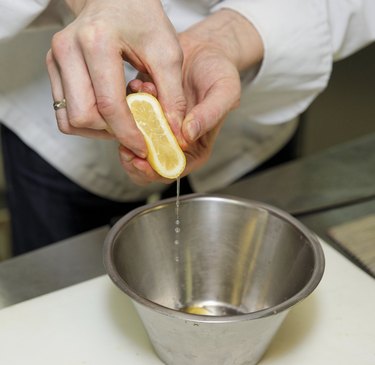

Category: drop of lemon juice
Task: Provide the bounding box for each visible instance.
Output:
[174,177,181,262]
[173,181,212,316]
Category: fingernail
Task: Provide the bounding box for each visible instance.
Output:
[135,149,147,159]
[186,119,200,142]
[132,159,145,172]
[121,150,134,163]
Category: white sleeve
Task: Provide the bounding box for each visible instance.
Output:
[0,0,68,40]
[212,0,375,124]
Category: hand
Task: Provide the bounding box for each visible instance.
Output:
[46,0,186,158]
[122,9,264,185]
[123,40,240,185]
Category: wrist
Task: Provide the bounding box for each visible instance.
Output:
[182,9,264,72]
[64,0,87,15]
[64,0,165,17]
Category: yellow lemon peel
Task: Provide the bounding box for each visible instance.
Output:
[127,93,186,179]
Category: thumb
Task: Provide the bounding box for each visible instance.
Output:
[182,84,240,143]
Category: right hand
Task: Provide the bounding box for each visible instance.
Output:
[122,9,264,186]
[46,0,186,158]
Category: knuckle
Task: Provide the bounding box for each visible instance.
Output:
[230,91,241,111]
[56,115,72,135]
[77,22,109,53]
[174,94,187,113]
[51,31,70,58]
[152,43,183,68]
[96,95,117,117]
[68,116,87,129]
[58,125,71,135]
[166,46,184,67]
[45,49,53,67]
[171,46,184,65]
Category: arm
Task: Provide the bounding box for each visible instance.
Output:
[123,0,375,186]
[212,0,375,124]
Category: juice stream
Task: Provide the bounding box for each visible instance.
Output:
[174,177,181,262]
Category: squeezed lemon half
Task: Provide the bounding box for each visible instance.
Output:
[126,92,186,179]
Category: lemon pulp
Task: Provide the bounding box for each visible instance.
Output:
[127,93,186,179]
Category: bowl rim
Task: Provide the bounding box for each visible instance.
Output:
[103,193,325,323]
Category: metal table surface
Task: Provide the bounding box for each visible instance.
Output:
[218,133,375,216]
[0,133,374,309]
[0,227,108,309]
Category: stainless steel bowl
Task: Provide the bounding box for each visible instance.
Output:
[104,194,325,365]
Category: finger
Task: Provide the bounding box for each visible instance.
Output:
[127,79,158,97]
[46,49,74,133]
[46,50,113,139]
[119,145,136,163]
[119,146,173,185]
[133,72,153,84]
[127,79,143,94]
[50,32,107,131]
[119,155,155,186]
[182,80,240,143]
[81,38,147,158]
[149,50,186,133]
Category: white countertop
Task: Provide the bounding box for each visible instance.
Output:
[0,240,374,365]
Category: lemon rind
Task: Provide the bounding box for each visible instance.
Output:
[127,93,186,179]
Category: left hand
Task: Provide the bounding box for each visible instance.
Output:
[121,10,264,186]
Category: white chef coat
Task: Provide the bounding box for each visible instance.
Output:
[0,0,374,201]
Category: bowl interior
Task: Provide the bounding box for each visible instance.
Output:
[106,195,324,317]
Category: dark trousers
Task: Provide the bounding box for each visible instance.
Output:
[0,126,191,255]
